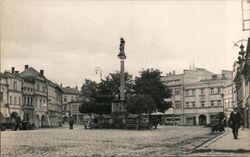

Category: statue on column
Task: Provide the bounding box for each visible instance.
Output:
[118,38,126,59]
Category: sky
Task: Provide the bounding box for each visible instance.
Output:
[0,0,249,87]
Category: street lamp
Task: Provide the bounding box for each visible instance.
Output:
[95,67,102,81]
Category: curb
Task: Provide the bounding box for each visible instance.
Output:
[194,131,250,153]
[192,132,225,153]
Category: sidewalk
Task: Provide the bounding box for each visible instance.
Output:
[196,128,250,153]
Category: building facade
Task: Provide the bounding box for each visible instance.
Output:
[47,80,63,127]
[60,86,81,122]
[5,69,23,123]
[233,39,250,128]
[19,65,49,128]
[161,68,233,125]
[68,100,85,125]
[0,73,10,123]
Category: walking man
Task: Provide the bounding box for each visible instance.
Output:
[69,117,74,130]
[228,108,242,139]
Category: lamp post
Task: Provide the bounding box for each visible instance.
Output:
[95,67,102,81]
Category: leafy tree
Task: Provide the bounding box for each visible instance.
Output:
[126,94,156,114]
[81,79,98,99]
[78,98,97,118]
[134,68,172,112]
[98,71,134,98]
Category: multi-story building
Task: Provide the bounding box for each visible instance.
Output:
[68,100,84,125]
[19,65,49,128]
[0,73,10,123]
[183,74,231,125]
[60,86,81,122]
[47,80,63,127]
[161,68,233,125]
[4,68,23,122]
[223,83,233,118]
[233,39,250,128]
[161,68,215,125]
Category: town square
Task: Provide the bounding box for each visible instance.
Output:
[1,0,250,157]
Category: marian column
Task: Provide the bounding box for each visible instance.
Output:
[118,38,126,102]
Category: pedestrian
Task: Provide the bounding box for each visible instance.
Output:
[228,108,242,139]
[69,117,74,130]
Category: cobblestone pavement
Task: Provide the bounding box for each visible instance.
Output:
[1,125,217,157]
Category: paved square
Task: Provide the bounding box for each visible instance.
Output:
[0,125,217,157]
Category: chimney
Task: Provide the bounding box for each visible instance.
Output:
[40,70,44,76]
[173,70,176,75]
[25,65,29,70]
[60,84,62,87]
[15,71,19,74]
[11,67,15,74]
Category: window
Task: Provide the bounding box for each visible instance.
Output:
[40,99,42,108]
[37,84,40,91]
[185,102,189,108]
[27,87,30,91]
[217,100,221,106]
[13,81,17,90]
[210,88,214,94]
[64,96,67,102]
[10,96,12,104]
[201,101,205,107]
[43,86,45,92]
[24,87,26,90]
[23,97,26,105]
[192,102,195,108]
[73,105,77,110]
[175,88,181,95]
[185,90,189,96]
[200,89,205,95]
[0,92,3,102]
[27,97,30,105]
[31,98,33,106]
[71,96,74,101]
[217,88,221,94]
[14,96,17,105]
[175,101,182,108]
[191,90,195,96]
[210,101,214,107]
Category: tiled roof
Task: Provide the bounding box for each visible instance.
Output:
[19,67,46,81]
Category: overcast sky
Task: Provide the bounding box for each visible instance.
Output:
[0,0,248,87]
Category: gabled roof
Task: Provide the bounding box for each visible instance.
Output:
[19,67,46,81]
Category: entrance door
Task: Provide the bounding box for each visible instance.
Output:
[198,115,207,125]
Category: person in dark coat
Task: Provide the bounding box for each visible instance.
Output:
[228,108,242,139]
[69,117,74,130]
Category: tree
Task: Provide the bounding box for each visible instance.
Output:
[134,68,172,112]
[97,71,134,98]
[81,79,98,99]
[126,94,156,114]
[78,98,97,118]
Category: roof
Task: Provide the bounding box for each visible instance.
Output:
[19,67,46,82]
[59,86,81,95]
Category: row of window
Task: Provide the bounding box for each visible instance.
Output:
[22,85,46,92]
[186,88,221,96]
[185,100,222,108]
[9,96,22,105]
[63,96,80,102]
[171,88,223,96]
